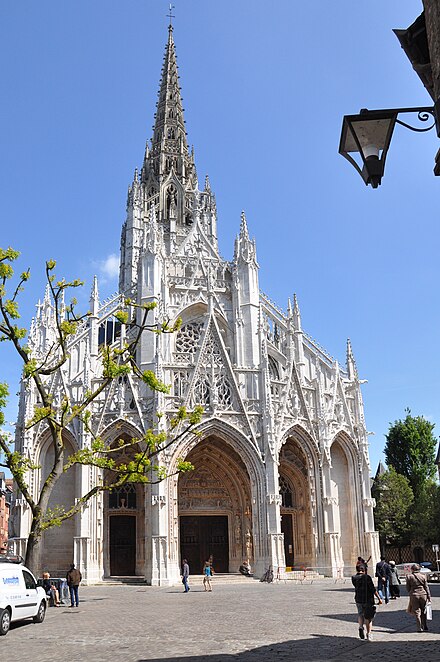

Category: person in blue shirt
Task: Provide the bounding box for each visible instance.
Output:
[203,559,213,592]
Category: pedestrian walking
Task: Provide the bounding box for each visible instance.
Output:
[182,559,190,593]
[352,564,382,641]
[388,560,401,599]
[66,563,82,607]
[202,559,213,591]
[375,556,391,603]
[406,563,431,632]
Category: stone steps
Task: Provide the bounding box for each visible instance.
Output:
[101,576,147,585]
[99,573,251,586]
[191,572,252,584]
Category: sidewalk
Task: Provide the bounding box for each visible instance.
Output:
[1,578,438,661]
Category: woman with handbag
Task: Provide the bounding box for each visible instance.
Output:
[389,560,401,599]
[406,563,431,632]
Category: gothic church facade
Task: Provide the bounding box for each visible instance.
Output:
[11,26,379,583]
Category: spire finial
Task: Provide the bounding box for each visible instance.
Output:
[167,4,175,28]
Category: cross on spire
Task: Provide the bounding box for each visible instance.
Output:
[167,4,175,27]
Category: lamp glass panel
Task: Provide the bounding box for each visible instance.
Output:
[344,117,395,154]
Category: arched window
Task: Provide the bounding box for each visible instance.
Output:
[268,356,279,380]
[109,484,137,510]
[194,377,210,406]
[279,474,295,508]
[173,371,189,398]
[175,322,204,363]
[216,375,232,407]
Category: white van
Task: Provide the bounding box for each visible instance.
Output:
[0,557,47,635]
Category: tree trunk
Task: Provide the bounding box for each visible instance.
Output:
[25,517,42,575]
[423,0,440,101]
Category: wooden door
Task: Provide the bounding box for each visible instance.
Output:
[109,515,136,575]
[281,513,294,567]
[180,515,229,573]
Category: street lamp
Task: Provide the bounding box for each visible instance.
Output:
[339,105,439,187]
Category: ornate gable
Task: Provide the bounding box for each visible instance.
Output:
[176,219,219,260]
[170,313,255,442]
[278,357,314,439]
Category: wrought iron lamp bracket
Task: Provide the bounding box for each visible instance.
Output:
[394,107,437,133]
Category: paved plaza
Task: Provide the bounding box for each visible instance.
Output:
[1,577,439,661]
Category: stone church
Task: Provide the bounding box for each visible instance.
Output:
[10,25,380,583]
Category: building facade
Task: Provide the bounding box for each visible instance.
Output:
[10,26,380,583]
[0,473,12,555]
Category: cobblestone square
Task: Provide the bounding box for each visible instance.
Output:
[1,578,439,661]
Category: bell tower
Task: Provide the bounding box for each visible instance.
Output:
[119,24,218,295]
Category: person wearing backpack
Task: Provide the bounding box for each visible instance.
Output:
[352,564,382,641]
[375,557,391,604]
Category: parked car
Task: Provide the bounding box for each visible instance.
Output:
[395,562,432,580]
[0,556,47,635]
[420,562,440,581]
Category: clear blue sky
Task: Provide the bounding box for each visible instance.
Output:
[1,0,439,474]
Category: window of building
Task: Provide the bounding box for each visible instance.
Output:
[279,474,295,508]
[109,484,137,510]
[98,319,122,348]
[268,356,280,380]
[175,322,204,362]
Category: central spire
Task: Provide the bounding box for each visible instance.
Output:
[119,23,219,293]
[143,24,190,185]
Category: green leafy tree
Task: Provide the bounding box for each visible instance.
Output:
[0,247,202,572]
[385,409,438,500]
[414,480,440,544]
[429,483,440,546]
[372,467,414,553]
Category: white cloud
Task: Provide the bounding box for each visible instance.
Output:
[99,254,119,282]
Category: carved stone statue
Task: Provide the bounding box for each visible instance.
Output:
[245,528,253,559]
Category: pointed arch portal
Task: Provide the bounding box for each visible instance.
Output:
[177,435,253,573]
[279,435,315,568]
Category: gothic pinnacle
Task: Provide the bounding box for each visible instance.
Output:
[90,275,100,316]
[151,23,187,153]
[293,293,302,330]
[59,289,66,321]
[91,275,99,300]
[240,210,249,238]
[43,283,51,307]
[346,338,358,380]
